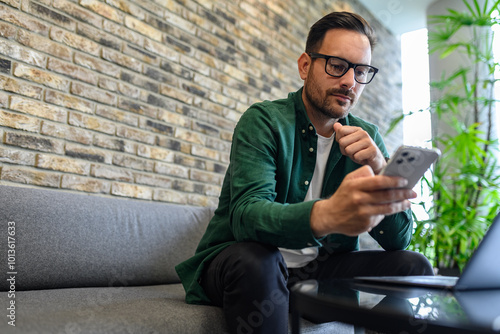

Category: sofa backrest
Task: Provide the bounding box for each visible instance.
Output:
[0,184,214,291]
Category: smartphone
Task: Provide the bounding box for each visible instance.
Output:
[381,145,441,189]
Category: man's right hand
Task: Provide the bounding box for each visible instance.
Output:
[310,165,416,237]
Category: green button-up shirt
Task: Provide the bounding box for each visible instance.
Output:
[175,88,412,305]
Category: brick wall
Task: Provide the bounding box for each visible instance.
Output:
[0,0,403,207]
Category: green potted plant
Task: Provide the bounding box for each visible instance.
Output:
[390,0,500,274]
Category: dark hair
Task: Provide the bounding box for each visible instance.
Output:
[305,11,377,53]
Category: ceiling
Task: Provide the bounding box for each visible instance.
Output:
[358,0,437,35]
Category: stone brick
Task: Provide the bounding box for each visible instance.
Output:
[106,0,146,20]
[155,137,187,153]
[153,188,188,204]
[143,66,178,86]
[53,0,103,28]
[13,63,69,90]
[0,74,43,99]
[10,95,68,122]
[144,37,179,62]
[69,111,116,135]
[188,193,218,207]
[119,98,159,118]
[0,4,49,35]
[203,183,222,197]
[133,0,164,16]
[0,146,36,166]
[173,154,206,169]
[193,73,223,93]
[181,82,207,99]
[191,145,220,161]
[160,59,193,80]
[192,96,225,117]
[98,77,141,100]
[139,118,174,136]
[76,23,121,51]
[93,133,136,154]
[116,125,156,145]
[175,128,204,145]
[102,19,144,46]
[120,70,159,93]
[142,93,175,111]
[171,178,195,193]
[190,168,223,184]
[41,121,93,145]
[74,52,121,78]
[27,1,75,30]
[155,161,189,178]
[165,35,191,55]
[164,11,197,35]
[206,136,231,152]
[48,58,99,85]
[0,40,46,68]
[4,131,64,154]
[71,82,118,106]
[111,182,153,200]
[0,109,40,132]
[79,0,124,23]
[192,121,219,137]
[102,48,142,73]
[134,172,172,188]
[65,142,111,164]
[0,21,18,40]
[124,15,162,42]
[37,153,90,175]
[207,90,237,109]
[61,174,111,193]
[113,153,154,172]
[91,164,134,182]
[0,0,20,9]
[50,27,100,56]
[137,144,174,162]
[96,105,138,127]
[157,109,190,128]
[45,90,94,114]
[0,90,8,107]
[180,54,211,77]
[1,166,60,187]
[160,85,194,104]
[123,44,159,66]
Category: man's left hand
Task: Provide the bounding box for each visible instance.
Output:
[333,122,386,174]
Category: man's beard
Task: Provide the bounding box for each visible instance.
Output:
[304,79,356,120]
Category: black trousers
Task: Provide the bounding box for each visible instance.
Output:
[201,242,433,334]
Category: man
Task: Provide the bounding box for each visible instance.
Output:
[176,11,433,334]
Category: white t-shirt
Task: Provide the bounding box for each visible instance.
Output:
[279,133,335,268]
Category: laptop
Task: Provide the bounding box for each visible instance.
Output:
[354,212,500,290]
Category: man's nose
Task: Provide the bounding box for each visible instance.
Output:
[339,68,356,89]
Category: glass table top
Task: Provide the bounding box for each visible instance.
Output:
[293,279,500,333]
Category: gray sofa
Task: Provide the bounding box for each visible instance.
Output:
[0,184,352,334]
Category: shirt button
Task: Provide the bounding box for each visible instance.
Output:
[379,230,384,235]
[309,147,314,153]
[304,180,309,186]
[309,125,314,131]
[302,129,306,134]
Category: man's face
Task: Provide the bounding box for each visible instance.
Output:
[301,29,372,120]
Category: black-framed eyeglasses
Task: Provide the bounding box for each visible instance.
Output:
[308,52,379,84]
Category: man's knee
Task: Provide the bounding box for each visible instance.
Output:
[395,250,434,275]
[226,242,288,284]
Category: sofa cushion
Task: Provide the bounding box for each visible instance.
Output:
[0,283,353,334]
[0,185,214,291]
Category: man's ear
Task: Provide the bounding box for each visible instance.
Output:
[297,52,310,81]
